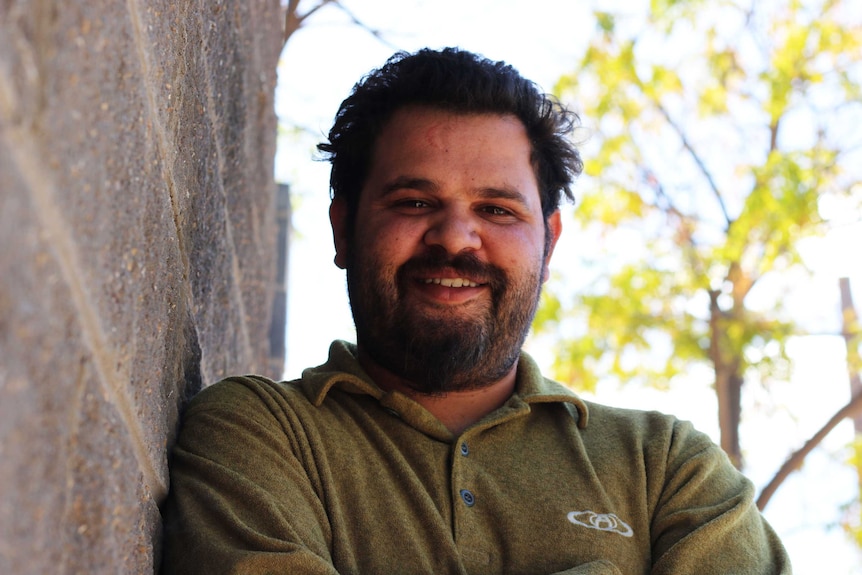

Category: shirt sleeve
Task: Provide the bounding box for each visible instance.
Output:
[648,419,792,574]
[160,379,340,575]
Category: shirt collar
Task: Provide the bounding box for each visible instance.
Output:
[513,348,590,428]
[299,340,384,405]
[300,340,589,429]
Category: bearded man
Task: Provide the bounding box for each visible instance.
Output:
[161,48,791,575]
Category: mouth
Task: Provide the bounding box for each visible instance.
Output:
[399,253,497,304]
[422,277,481,288]
[412,273,488,305]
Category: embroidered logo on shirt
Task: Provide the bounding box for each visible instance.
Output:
[567,511,634,538]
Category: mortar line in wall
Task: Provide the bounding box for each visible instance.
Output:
[124,0,208,390]
[124,0,208,500]
[4,126,167,502]
[125,0,194,292]
[193,0,255,369]
[57,359,91,567]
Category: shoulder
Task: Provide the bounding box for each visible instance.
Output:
[185,375,304,412]
[177,375,315,441]
[573,401,745,514]
[171,375,330,470]
[582,401,682,432]
[578,400,723,469]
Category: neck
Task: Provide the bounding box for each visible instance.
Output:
[357,348,518,436]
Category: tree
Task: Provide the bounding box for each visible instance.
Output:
[283,0,336,46]
[282,0,395,50]
[538,0,862,491]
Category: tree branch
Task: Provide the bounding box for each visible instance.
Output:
[654,102,734,229]
[757,389,862,510]
[641,167,710,286]
[283,0,337,48]
[769,118,780,152]
[758,278,862,510]
[330,2,399,50]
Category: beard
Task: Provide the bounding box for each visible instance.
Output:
[345,243,546,395]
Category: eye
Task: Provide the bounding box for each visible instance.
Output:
[480,205,514,217]
[391,198,432,212]
[404,199,430,208]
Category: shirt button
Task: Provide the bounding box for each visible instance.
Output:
[460,489,476,507]
[460,442,469,456]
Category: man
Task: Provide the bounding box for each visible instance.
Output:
[161,48,791,574]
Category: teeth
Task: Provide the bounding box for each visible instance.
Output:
[423,278,479,288]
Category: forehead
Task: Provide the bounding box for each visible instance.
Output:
[367,106,538,188]
[376,105,530,149]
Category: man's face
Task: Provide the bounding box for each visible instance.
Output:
[330,106,561,393]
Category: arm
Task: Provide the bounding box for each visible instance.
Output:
[160,380,339,575]
[649,420,791,574]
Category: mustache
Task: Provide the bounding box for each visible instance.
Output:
[397,247,506,289]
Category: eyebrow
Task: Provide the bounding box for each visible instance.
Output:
[379,176,438,197]
[379,176,531,208]
[475,185,531,208]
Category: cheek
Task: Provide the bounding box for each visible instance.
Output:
[489,229,546,267]
[367,219,424,255]
[355,226,412,269]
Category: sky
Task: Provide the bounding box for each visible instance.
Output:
[274,1,862,571]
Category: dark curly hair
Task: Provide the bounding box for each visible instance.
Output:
[317,47,583,226]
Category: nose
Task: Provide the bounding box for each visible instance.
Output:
[423,207,482,255]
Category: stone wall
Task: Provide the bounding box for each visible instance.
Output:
[0,1,284,572]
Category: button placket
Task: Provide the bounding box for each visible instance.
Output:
[453,437,476,509]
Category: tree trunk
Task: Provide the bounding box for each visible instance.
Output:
[840,278,862,431]
[710,289,744,469]
[840,277,862,492]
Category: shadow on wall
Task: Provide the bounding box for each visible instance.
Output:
[0,1,284,572]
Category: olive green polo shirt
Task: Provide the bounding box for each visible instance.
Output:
[161,340,790,574]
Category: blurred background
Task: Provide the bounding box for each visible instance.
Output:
[276,0,862,572]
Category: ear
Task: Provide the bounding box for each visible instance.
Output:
[329,197,349,269]
[542,210,563,283]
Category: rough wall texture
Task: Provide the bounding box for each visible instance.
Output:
[0,1,284,573]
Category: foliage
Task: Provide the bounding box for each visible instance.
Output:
[540,0,862,468]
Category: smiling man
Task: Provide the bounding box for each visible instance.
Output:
[331,107,559,433]
[161,48,791,574]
